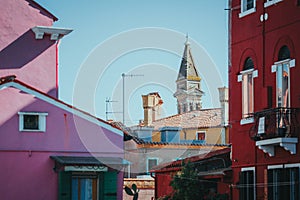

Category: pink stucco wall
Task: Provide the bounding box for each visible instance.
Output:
[0,1,125,199]
[0,88,124,153]
[0,0,58,97]
[0,87,124,200]
[0,151,58,199]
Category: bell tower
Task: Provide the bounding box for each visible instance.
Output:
[173,36,203,114]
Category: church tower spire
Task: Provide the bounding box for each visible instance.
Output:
[173,35,203,114]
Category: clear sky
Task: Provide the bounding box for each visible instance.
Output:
[35,0,229,126]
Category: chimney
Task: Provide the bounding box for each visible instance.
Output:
[218,87,229,126]
[142,92,163,126]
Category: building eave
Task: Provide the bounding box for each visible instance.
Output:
[31,26,73,40]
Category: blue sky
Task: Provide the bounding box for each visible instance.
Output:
[35,0,229,126]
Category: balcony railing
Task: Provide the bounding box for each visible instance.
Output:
[249,107,300,141]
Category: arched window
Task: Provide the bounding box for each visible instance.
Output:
[244,57,254,71]
[275,46,291,108]
[189,102,193,111]
[239,57,256,118]
[278,45,290,61]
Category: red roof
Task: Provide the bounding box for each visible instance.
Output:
[151,147,231,173]
[151,109,222,130]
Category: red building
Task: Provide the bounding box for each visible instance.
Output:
[229,0,300,199]
[152,147,232,199]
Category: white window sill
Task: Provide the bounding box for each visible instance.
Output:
[264,0,283,8]
[19,129,45,132]
[239,8,256,18]
[240,117,254,125]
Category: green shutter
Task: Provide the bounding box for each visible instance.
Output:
[103,171,117,200]
[239,171,246,199]
[58,171,72,200]
[267,170,273,200]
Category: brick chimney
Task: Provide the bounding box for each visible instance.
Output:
[142,92,163,126]
[218,87,229,126]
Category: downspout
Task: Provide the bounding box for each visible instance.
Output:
[262,1,266,87]
[55,40,60,98]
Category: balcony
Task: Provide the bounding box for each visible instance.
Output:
[249,107,300,156]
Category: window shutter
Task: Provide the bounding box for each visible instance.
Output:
[279,169,285,200]
[290,59,295,68]
[267,170,273,200]
[286,168,299,200]
[103,171,117,200]
[248,170,254,200]
[294,168,299,200]
[238,74,243,82]
[267,86,273,108]
[239,171,246,199]
[58,171,72,200]
[253,70,258,78]
[271,65,277,73]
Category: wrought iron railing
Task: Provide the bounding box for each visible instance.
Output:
[249,107,300,141]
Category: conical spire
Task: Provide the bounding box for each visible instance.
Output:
[177,35,201,81]
[174,35,203,114]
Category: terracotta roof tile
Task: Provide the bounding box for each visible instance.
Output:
[151,109,222,130]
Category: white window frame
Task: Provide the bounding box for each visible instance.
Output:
[271,59,295,108]
[238,69,258,124]
[18,112,48,132]
[146,157,159,173]
[241,167,256,200]
[239,0,256,18]
[264,0,283,8]
[285,163,300,168]
[196,131,206,142]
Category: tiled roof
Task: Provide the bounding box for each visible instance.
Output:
[151,147,231,172]
[133,138,229,147]
[151,109,222,130]
[110,120,229,148]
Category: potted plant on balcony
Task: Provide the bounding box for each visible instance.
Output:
[278,126,287,137]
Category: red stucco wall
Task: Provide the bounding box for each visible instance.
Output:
[229,0,300,199]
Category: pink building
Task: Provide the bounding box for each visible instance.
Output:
[0,1,126,199]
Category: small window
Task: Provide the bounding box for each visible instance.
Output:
[196,131,206,142]
[18,112,48,132]
[189,102,193,111]
[240,0,256,17]
[183,104,187,113]
[24,115,39,130]
[196,103,201,110]
[147,158,158,173]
